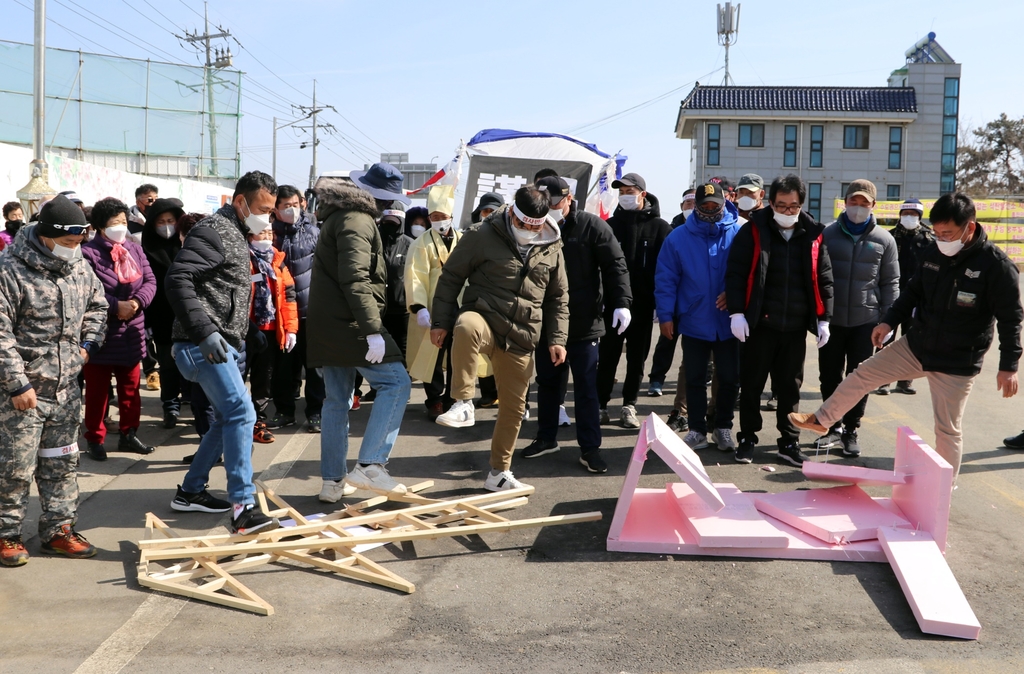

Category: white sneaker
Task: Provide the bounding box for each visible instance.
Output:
[522,404,531,421]
[484,469,530,492]
[318,479,357,503]
[344,464,407,495]
[683,429,709,450]
[712,428,737,452]
[436,399,475,428]
[621,405,640,429]
[558,405,572,427]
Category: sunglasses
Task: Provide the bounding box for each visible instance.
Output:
[49,224,89,236]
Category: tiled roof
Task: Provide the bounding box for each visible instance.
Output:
[680,85,918,113]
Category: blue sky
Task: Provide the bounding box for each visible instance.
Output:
[4,0,1023,213]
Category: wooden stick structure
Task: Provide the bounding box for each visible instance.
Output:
[137,481,601,616]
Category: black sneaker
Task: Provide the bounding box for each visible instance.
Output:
[171,485,230,513]
[522,439,559,459]
[841,431,861,457]
[734,438,755,464]
[477,396,500,409]
[778,442,811,467]
[1004,431,1024,449]
[764,394,777,411]
[363,389,377,402]
[163,412,178,429]
[231,504,279,535]
[266,414,296,430]
[599,408,611,425]
[307,413,322,433]
[894,381,917,395]
[816,428,842,450]
[873,384,890,395]
[87,442,107,461]
[579,450,608,473]
[118,430,154,455]
[666,409,689,433]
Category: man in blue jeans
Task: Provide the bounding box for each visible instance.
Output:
[165,171,279,535]
[306,166,412,500]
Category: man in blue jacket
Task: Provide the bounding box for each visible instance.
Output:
[655,182,740,452]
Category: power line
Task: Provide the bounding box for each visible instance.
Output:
[118,0,183,38]
[176,0,205,21]
[140,0,186,30]
[52,0,182,63]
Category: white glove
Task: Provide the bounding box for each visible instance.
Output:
[816,321,830,349]
[365,333,386,364]
[416,308,431,329]
[612,308,632,335]
[730,313,749,342]
[284,333,297,353]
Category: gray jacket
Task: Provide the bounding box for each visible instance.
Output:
[823,214,900,328]
[0,225,108,399]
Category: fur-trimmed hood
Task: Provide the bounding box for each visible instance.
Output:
[314,178,379,221]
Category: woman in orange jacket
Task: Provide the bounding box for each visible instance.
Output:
[246,228,299,443]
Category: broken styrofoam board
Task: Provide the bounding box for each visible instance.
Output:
[802,461,906,486]
[669,483,789,549]
[753,485,912,545]
[607,488,888,562]
[878,526,980,640]
[646,414,725,512]
[607,420,652,543]
[892,427,954,553]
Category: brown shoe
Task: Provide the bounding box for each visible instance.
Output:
[426,401,444,421]
[253,421,276,444]
[40,525,97,559]
[146,371,160,391]
[789,412,827,435]
[1,537,28,566]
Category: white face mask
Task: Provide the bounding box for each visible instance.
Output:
[250,239,274,253]
[512,225,541,245]
[105,224,129,243]
[242,198,272,234]
[900,215,921,230]
[157,224,176,239]
[846,205,871,225]
[682,208,694,220]
[548,208,565,223]
[773,211,800,229]
[51,240,82,261]
[737,195,758,211]
[618,193,641,211]
[86,229,96,242]
[410,225,426,238]
[936,226,968,257]
[431,219,453,234]
[277,206,301,225]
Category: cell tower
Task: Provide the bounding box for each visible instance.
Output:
[716,2,741,85]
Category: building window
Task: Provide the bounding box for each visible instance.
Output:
[738,123,764,147]
[840,183,851,200]
[783,125,797,167]
[887,185,901,200]
[807,183,822,222]
[707,123,720,166]
[809,125,823,167]
[843,125,869,150]
[889,127,903,170]
[941,77,959,193]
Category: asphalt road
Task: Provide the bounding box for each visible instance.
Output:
[5,323,1024,674]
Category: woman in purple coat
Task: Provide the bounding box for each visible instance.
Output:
[81,198,158,461]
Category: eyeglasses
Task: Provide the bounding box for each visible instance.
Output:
[935,224,969,243]
[50,224,89,236]
[772,203,801,215]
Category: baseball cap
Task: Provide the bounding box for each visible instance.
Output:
[612,173,646,191]
[694,182,725,208]
[536,176,571,204]
[736,174,764,193]
[845,179,877,202]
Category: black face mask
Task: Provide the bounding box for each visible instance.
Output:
[6,219,23,234]
[695,205,723,223]
[378,219,401,234]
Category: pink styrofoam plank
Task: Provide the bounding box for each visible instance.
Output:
[607,419,651,543]
[878,526,980,640]
[669,483,789,548]
[607,488,888,562]
[892,427,953,553]
[802,461,906,486]
[646,414,725,512]
[753,486,911,544]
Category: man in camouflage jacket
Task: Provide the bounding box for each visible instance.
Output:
[0,196,108,567]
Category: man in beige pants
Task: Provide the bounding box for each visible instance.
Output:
[430,185,568,492]
[792,193,1022,479]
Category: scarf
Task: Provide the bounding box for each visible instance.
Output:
[110,243,143,284]
[250,247,276,327]
[841,212,871,237]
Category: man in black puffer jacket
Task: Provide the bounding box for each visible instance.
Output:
[522,176,632,473]
[793,192,1022,481]
[271,184,324,432]
[596,172,671,430]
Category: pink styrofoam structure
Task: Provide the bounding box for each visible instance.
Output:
[753,485,912,544]
[607,416,976,639]
[802,461,906,486]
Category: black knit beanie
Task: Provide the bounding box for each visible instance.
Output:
[37,195,87,238]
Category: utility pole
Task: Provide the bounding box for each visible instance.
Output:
[180,1,231,178]
[272,112,312,179]
[293,80,336,188]
[716,2,741,85]
[17,0,57,215]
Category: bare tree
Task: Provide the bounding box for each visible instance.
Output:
[956,114,1024,196]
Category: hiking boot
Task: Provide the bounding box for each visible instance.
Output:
[345,464,407,495]
[306,413,321,434]
[436,399,475,428]
[231,504,279,535]
[426,401,445,421]
[1004,431,1024,449]
[146,371,160,391]
[318,479,357,503]
[579,450,608,474]
[816,428,842,450]
[712,428,737,452]
[266,414,295,429]
[118,429,154,455]
[558,405,572,427]
[87,442,107,461]
[666,409,689,433]
[621,405,640,429]
[40,525,96,559]
[778,442,811,467]
[252,421,275,444]
[647,381,664,397]
[522,439,560,459]
[484,470,529,492]
[600,407,611,425]
[894,381,917,395]
[1,537,28,567]
[171,485,231,513]
[162,412,178,429]
[789,412,827,435]
[734,438,756,464]
[682,429,709,450]
[841,430,862,458]
[873,384,890,395]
